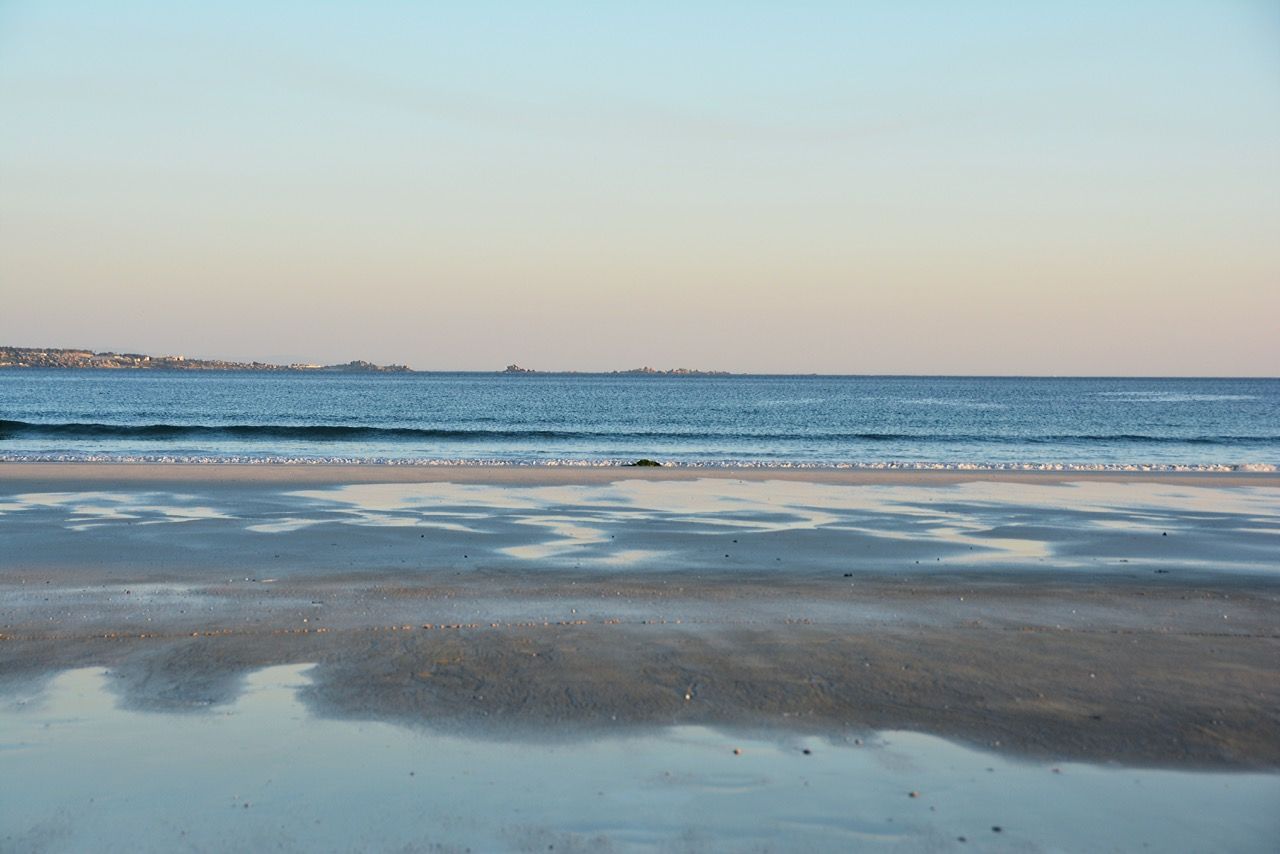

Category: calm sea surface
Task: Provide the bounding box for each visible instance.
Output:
[1,371,1276,469]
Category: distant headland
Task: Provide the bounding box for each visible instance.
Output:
[0,346,411,373]
[503,364,731,376]
[0,347,733,376]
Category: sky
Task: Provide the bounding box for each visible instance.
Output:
[1,1,1277,375]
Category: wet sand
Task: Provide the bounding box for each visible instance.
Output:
[7,664,1278,853]
[2,463,1277,770]
[4,464,1279,849]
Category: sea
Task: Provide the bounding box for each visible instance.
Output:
[0,371,1276,470]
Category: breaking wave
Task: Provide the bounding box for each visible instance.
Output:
[0,452,1274,472]
[1,420,1277,447]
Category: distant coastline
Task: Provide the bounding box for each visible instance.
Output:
[0,348,735,375]
[0,346,411,373]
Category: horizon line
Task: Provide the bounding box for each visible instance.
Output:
[1,343,1276,380]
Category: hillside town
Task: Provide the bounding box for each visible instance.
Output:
[0,346,411,372]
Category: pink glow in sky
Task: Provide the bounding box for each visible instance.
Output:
[1,2,1277,374]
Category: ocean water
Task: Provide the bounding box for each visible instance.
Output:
[0,371,1276,469]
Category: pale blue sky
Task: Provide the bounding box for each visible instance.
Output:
[1,2,1277,373]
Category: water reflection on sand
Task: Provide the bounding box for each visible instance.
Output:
[3,665,1277,853]
[2,478,1277,573]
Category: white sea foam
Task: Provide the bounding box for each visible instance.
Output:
[0,453,1274,472]
[1091,392,1259,402]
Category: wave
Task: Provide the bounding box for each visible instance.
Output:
[2,419,1279,447]
[0,452,1274,472]
[0,420,585,442]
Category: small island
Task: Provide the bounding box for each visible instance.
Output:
[501,364,731,376]
[612,366,732,376]
[0,346,411,373]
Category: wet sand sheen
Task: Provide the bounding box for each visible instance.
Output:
[1,463,1278,849]
[5,664,1277,853]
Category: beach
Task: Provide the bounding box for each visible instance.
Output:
[2,463,1278,850]
[6,0,1277,845]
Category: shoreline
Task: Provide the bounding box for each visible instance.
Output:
[3,460,1279,487]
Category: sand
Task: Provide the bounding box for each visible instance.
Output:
[2,462,1277,760]
[2,463,1278,849]
[7,665,1278,853]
